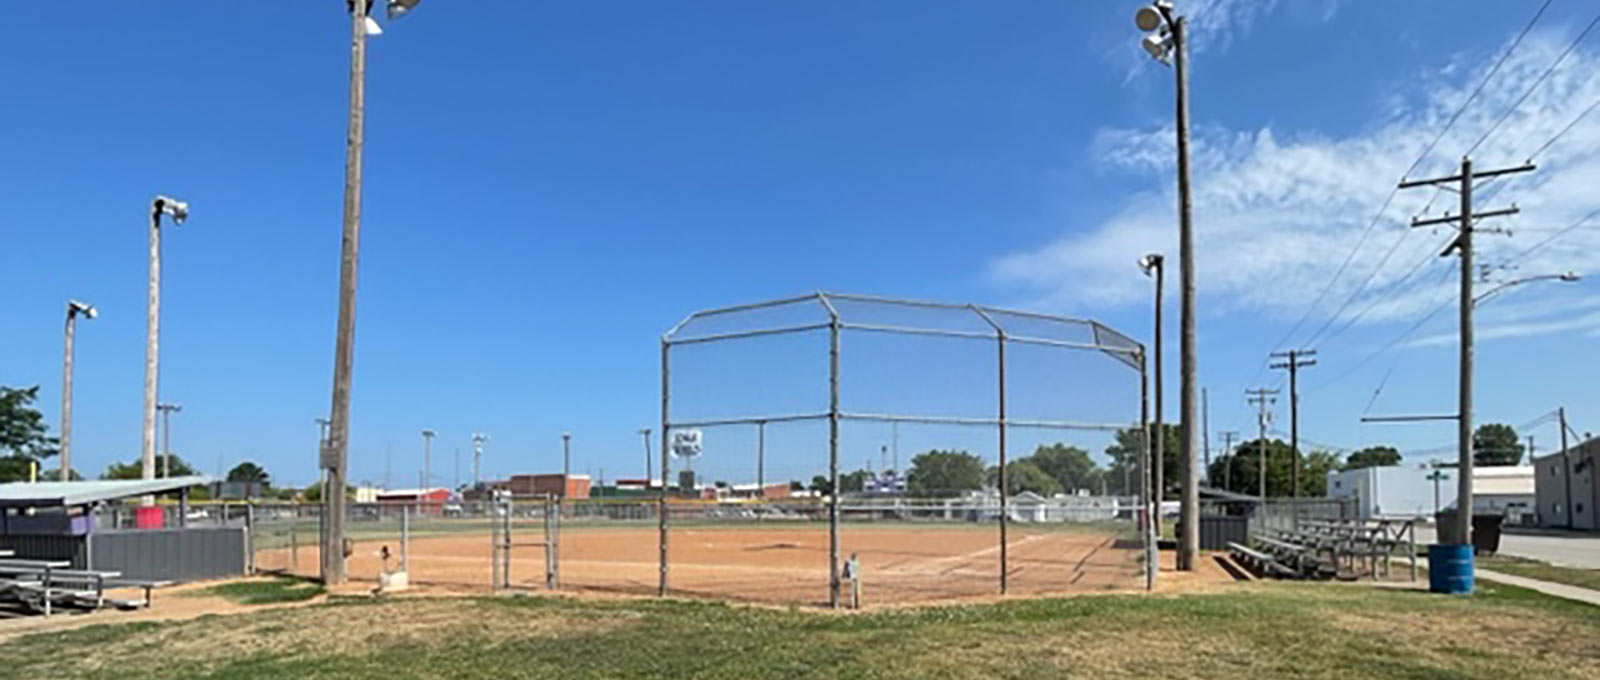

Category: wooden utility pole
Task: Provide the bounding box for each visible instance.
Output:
[1246,389,1278,499]
[1270,350,1316,524]
[1399,157,1533,546]
[322,0,370,585]
[1560,407,1572,528]
[1218,430,1239,491]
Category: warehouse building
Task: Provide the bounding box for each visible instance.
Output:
[1533,437,1600,531]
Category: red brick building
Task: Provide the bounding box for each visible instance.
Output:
[508,473,591,499]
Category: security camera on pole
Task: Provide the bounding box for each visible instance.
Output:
[1134,0,1199,570]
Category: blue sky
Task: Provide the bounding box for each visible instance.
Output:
[4,1,1598,489]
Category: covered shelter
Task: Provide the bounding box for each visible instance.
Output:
[0,476,244,581]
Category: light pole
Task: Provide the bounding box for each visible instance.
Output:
[1134,0,1198,570]
[60,300,96,481]
[144,195,188,499]
[562,431,572,487]
[320,0,425,587]
[421,429,435,490]
[1138,253,1164,538]
[472,431,488,487]
[157,403,182,477]
[1473,273,1580,307]
[638,428,653,482]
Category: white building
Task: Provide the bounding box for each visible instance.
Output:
[1326,464,1535,523]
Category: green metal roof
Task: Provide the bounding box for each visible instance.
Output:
[0,476,211,508]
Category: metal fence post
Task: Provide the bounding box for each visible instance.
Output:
[659,338,671,597]
[997,328,1008,595]
[401,504,410,573]
[545,495,557,589]
[490,500,500,590]
[826,300,842,609]
[244,502,255,575]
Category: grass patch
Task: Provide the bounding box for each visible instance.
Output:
[188,578,325,605]
[7,583,1600,679]
[1479,553,1600,591]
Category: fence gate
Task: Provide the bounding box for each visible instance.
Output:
[490,495,558,590]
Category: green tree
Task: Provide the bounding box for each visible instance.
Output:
[1027,444,1102,493]
[1473,423,1524,466]
[1300,450,1341,497]
[985,460,1063,497]
[102,454,197,480]
[840,469,870,493]
[1208,439,1342,498]
[1104,424,1180,497]
[226,461,271,487]
[1342,446,1401,470]
[809,475,832,495]
[0,386,61,483]
[907,450,985,498]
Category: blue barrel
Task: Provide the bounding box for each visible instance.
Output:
[1428,543,1474,594]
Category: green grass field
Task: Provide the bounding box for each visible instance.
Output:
[6,582,1598,679]
[1478,553,1600,591]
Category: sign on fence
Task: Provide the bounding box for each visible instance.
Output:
[671,429,703,458]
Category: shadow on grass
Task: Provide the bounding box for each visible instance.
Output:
[187,577,326,605]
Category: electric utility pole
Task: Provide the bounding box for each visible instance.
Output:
[1561,407,1572,528]
[1270,349,1316,525]
[1218,430,1238,491]
[1247,388,1278,499]
[1399,156,1533,547]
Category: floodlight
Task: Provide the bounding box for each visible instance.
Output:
[68,300,97,319]
[1138,253,1164,276]
[1135,6,1165,32]
[387,0,422,20]
[1142,33,1173,62]
[153,195,188,225]
[364,16,384,35]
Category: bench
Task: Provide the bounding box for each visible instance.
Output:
[1227,541,1294,578]
[102,579,175,609]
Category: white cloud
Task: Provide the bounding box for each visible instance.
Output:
[996,30,1600,347]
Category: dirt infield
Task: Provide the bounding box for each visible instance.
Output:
[258,523,1140,605]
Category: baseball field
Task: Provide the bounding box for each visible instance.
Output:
[256,522,1148,605]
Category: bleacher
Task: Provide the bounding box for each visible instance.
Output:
[1227,518,1418,581]
[0,557,171,616]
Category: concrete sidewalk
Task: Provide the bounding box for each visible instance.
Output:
[1419,558,1600,607]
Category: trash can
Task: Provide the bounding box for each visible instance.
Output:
[1428,543,1474,594]
[1434,510,1464,544]
[1471,514,1504,556]
[1435,511,1504,555]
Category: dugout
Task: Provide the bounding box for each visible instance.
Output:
[0,476,244,581]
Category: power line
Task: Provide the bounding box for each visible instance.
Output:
[1306,259,1459,394]
[1294,2,1556,351]
[1464,10,1600,157]
[1314,232,1463,351]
